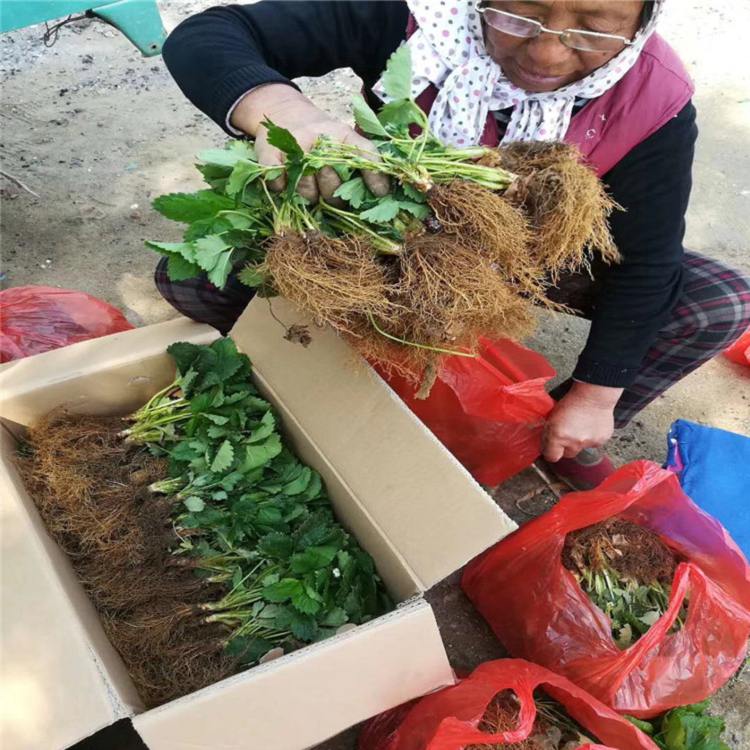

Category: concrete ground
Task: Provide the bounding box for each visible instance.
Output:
[1,1,748,748]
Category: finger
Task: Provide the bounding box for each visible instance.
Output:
[562,444,582,459]
[297,174,319,203]
[316,165,346,207]
[542,437,565,463]
[343,131,391,198]
[362,169,391,198]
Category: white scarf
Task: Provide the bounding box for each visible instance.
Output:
[374,1,664,147]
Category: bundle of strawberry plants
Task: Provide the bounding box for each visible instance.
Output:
[147,46,618,390]
[469,690,599,749]
[18,338,391,706]
[562,518,687,649]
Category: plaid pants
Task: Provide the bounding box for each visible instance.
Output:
[155,252,750,427]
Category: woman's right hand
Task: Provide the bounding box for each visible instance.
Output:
[230,83,390,203]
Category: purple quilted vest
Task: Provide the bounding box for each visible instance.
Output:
[405,18,694,177]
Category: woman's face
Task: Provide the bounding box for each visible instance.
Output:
[483,1,646,92]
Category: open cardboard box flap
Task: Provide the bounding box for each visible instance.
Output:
[232,298,515,590]
[0,301,516,750]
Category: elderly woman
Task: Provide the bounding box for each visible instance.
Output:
[157,1,750,490]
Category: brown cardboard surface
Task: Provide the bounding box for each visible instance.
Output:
[231,298,517,590]
[133,600,451,750]
[0,318,217,425]
[0,427,135,750]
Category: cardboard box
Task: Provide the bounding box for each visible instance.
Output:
[0,299,516,750]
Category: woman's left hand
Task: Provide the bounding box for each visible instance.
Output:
[542,383,624,462]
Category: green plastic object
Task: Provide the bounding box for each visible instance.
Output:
[0,0,166,56]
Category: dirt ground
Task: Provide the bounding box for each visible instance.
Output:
[1,1,748,748]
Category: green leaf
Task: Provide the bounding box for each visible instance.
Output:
[166,254,202,282]
[145,240,196,262]
[242,434,283,471]
[352,94,389,138]
[282,466,312,496]
[183,217,216,242]
[397,200,430,220]
[248,411,276,444]
[258,531,294,560]
[184,496,205,512]
[381,44,412,101]
[378,99,423,129]
[401,182,427,202]
[167,341,202,376]
[263,577,303,603]
[359,196,402,224]
[321,607,348,628]
[625,716,655,736]
[262,119,304,159]
[152,190,234,223]
[291,588,321,615]
[227,161,265,198]
[290,545,338,574]
[210,440,234,473]
[207,250,234,288]
[194,235,231,271]
[237,264,266,288]
[225,635,275,666]
[289,610,318,641]
[198,148,249,168]
[333,176,370,209]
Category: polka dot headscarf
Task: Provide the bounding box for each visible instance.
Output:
[374,0,665,147]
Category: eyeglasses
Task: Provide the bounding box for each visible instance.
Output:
[474,1,634,54]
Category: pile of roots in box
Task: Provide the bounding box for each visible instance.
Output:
[16,338,392,707]
[17,413,233,707]
[468,690,597,750]
[562,518,685,649]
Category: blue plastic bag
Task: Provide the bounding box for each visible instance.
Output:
[666,419,750,558]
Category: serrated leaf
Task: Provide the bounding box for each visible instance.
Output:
[248,411,275,444]
[194,235,231,271]
[290,545,338,574]
[207,250,234,288]
[378,99,423,128]
[227,161,265,198]
[263,577,303,603]
[146,240,196,262]
[322,607,348,628]
[167,341,202,375]
[198,148,248,168]
[333,176,370,209]
[402,182,427,202]
[210,440,234,473]
[381,44,412,101]
[258,532,294,560]
[359,196,402,223]
[352,94,389,138]
[282,466,312,496]
[166,254,202,282]
[289,610,318,641]
[184,496,205,512]
[237,264,266,288]
[397,200,430,219]
[262,119,304,159]
[291,588,321,615]
[152,190,234,223]
[242,434,283,471]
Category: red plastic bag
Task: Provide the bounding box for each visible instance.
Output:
[375,338,555,485]
[724,327,750,367]
[0,286,133,363]
[358,659,659,750]
[462,461,750,717]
